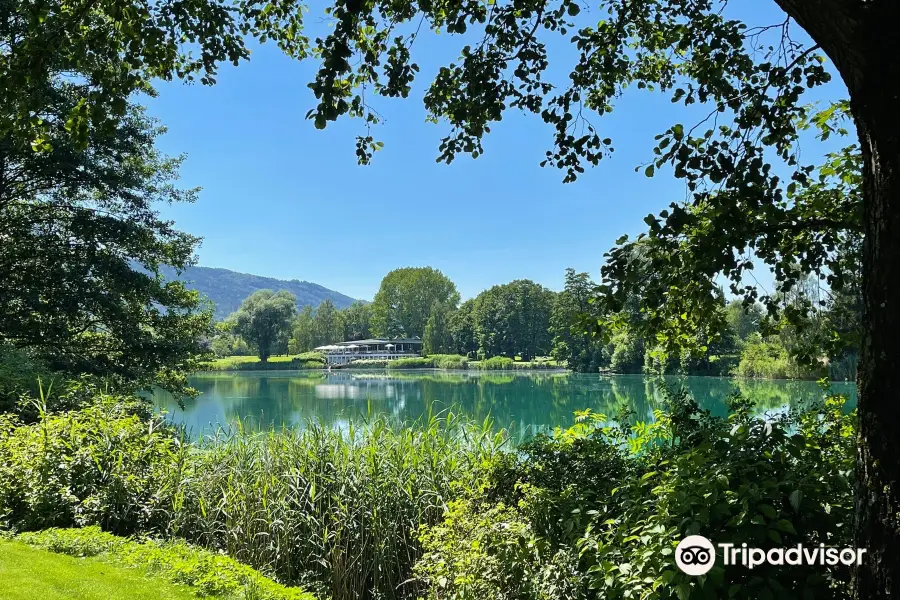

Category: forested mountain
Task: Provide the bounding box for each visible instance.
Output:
[159,265,359,320]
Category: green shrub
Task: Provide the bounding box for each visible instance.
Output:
[381,355,469,369]
[428,354,469,369]
[415,499,584,600]
[511,360,558,370]
[415,389,856,600]
[0,405,186,534]
[295,352,326,364]
[387,357,435,369]
[734,334,818,379]
[18,526,316,600]
[478,356,515,370]
[19,525,126,556]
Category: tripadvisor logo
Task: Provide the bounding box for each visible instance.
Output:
[675,535,867,576]
[675,536,716,576]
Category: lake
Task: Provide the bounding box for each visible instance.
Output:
[152,370,858,440]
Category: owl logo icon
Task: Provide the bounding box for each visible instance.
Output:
[675,535,715,576]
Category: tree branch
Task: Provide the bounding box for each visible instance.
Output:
[771,0,864,93]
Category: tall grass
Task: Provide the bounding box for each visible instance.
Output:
[165,414,505,600]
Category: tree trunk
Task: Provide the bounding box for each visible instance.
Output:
[848,3,900,596]
[774,1,900,597]
[851,53,900,599]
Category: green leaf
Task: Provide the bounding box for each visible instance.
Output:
[758,504,777,519]
[776,519,797,535]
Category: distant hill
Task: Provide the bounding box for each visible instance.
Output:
[160,265,360,321]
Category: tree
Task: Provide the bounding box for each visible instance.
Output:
[341,301,372,341]
[313,299,344,346]
[289,306,316,354]
[0,87,213,397]
[513,281,556,361]
[551,269,606,372]
[423,302,453,355]
[277,4,898,588]
[448,299,477,357]
[608,330,645,374]
[210,322,252,357]
[230,290,297,363]
[370,267,460,338]
[725,301,765,343]
[1,0,305,158]
[472,280,554,361]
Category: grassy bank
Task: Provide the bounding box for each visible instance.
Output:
[200,352,326,371]
[0,540,198,600]
[6,527,314,600]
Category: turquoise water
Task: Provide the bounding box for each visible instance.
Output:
[152,370,857,440]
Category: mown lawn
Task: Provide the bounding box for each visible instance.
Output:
[0,541,197,600]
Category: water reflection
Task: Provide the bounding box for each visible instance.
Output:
[152,370,858,441]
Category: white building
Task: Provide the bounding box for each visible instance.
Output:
[314,338,423,365]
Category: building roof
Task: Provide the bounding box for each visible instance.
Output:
[334,337,422,346]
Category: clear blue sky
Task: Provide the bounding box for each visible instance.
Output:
[145,2,846,302]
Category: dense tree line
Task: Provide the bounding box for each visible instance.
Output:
[213,268,561,362]
[215,264,861,382]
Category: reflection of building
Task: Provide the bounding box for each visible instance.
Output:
[315,338,423,366]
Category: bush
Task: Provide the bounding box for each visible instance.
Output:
[380,355,469,369]
[0,404,186,534]
[478,356,515,370]
[18,526,316,600]
[295,352,326,364]
[428,354,469,369]
[387,357,435,369]
[734,334,817,379]
[415,499,584,600]
[415,389,856,600]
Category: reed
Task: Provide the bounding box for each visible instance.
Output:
[163,413,506,600]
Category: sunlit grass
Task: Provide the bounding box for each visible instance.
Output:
[0,541,198,600]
